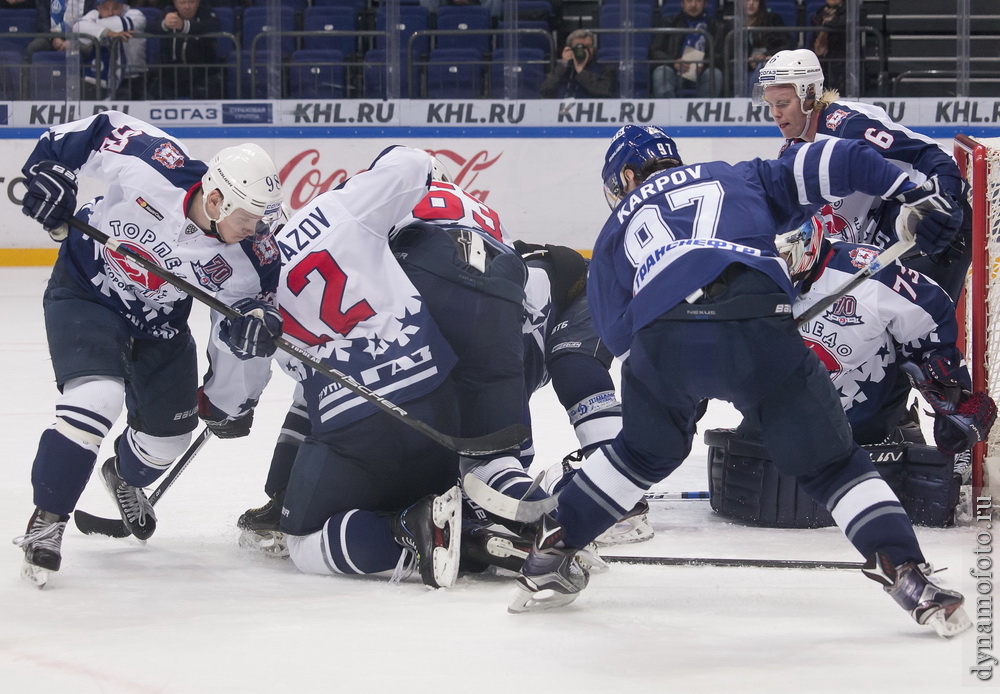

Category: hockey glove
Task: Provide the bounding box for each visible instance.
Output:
[22,161,78,241]
[219,298,283,360]
[893,176,962,256]
[933,391,997,455]
[197,388,254,439]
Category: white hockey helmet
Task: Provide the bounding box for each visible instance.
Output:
[202,143,283,230]
[776,206,832,282]
[753,49,824,114]
[430,155,454,183]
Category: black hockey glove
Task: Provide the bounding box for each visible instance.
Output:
[219,297,283,360]
[22,161,78,241]
[893,176,962,256]
[197,388,254,439]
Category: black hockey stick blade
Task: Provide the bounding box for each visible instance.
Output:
[67,217,528,456]
[603,555,865,570]
[73,428,213,538]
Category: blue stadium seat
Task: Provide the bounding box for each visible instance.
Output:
[213,6,240,58]
[0,50,21,100]
[0,9,36,53]
[290,49,345,98]
[599,3,654,54]
[138,7,163,66]
[435,6,491,54]
[302,6,357,57]
[225,49,278,99]
[515,0,554,26]
[241,6,296,55]
[30,51,68,100]
[424,47,482,99]
[601,45,651,98]
[375,5,430,59]
[312,0,367,15]
[250,0,307,11]
[497,20,554,58]
[489,47,544,99]
[363,49,411,98]
[767,0,802,27]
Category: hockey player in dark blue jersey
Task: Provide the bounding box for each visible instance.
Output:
[501,124,971,637]
[12,112,285,587]
[754,48,971,302]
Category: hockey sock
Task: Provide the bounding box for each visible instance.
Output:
[286,510,401,576]
[799,445,925,566]
[115,428,191,486]
[549,354,622,456]
[461,454,546,501]
[32,376,123,515]
[264,399,309,498]
[556,446,648,549]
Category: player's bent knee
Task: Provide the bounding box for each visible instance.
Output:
[54,376,126,447]
[286,530,332,575]
[128,429,193,466]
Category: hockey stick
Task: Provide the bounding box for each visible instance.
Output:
[74,427,214,538]
[795,239,916,325]
[67,217,528,456]
[643,491,709,502]
[603,555,865,570]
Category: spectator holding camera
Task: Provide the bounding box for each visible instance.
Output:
[539,29,617,99]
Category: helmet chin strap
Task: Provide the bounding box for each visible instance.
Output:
[202,190,227,241]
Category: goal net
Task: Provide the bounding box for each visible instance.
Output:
[954,135,1000,504]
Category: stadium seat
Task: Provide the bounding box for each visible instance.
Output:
[290,49,345,98]
[241,6,296,55]
[435,6,491,54]
[0,9,36,53]
[225,49,278,99]
[311,0,367,15]
[0,50,21,100]
[767,0,802,28]
[515,0,554,27]
[601,45,651,98]
[497,20,554,58]
[424,47,482,99]
[375,5,430,59]
[599,3,654,54]
[363,48,412,98]
[213,6,240,59]
[29,51,68,100]
[302,6,358,57]
[488,47,545,99]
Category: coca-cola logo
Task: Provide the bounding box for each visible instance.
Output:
[278,148,502,210]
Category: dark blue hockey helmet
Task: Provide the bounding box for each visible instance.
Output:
[601,125,683,208]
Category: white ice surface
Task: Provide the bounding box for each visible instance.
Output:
[0,268,986,692]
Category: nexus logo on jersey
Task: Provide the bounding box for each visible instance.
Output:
[105,243,168,293]
[192,255,233,292]
[136,197,164,221]
[153,142,185,169]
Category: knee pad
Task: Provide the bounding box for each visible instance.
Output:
[287,529,332,575]
[706,429,961,529]
[124,428,193,467]
[54,376,125,447]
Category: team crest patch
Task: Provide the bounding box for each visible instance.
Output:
[104,242,167,295]
[136,197,164,221]
[153,142,185,169]
[253,232,280,265]
[192,254,234,291]
[849,246,880,269]
[825,109,850,130]
[822,294,864,326]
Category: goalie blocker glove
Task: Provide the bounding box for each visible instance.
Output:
[197,388,254,439]
[22,161,78,241]
[219,297,283,360]
[893,176,962,257]
[900,358,998,455]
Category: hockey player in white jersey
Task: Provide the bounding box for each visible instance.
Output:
[13,111,284,586]
[755,48,971,302]
[499,125,972,638]
[779,210,995,452]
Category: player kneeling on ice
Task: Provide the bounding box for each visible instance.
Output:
[236,162,620,578]
[474,124,972,637]
[12,111,284,587]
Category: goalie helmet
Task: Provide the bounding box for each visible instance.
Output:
[202,143,283,230]
[775,206,832,282]
[753,49,824,114]
[601,125,682,209]
[430,155,453,183]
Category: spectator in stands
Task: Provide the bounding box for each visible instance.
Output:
[539,29,617,99]
[728,0,791,96]
[809,0,867,92]
[74,0,146,100]
[150,0,222,99]
[650,0,724,98]
[26,1,92,61]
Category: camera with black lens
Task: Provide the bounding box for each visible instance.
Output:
[571,44,589,62]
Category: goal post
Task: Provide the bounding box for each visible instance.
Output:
[954,134,1000,502]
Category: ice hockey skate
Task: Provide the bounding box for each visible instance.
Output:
[461,521,531,574]
[863,551,971,637]
[13,507,68,588]
[595,499,654,546]
[390,485,462,589]
[509,513,590,614]
[100,457,156,542]
[237,490,288,557]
